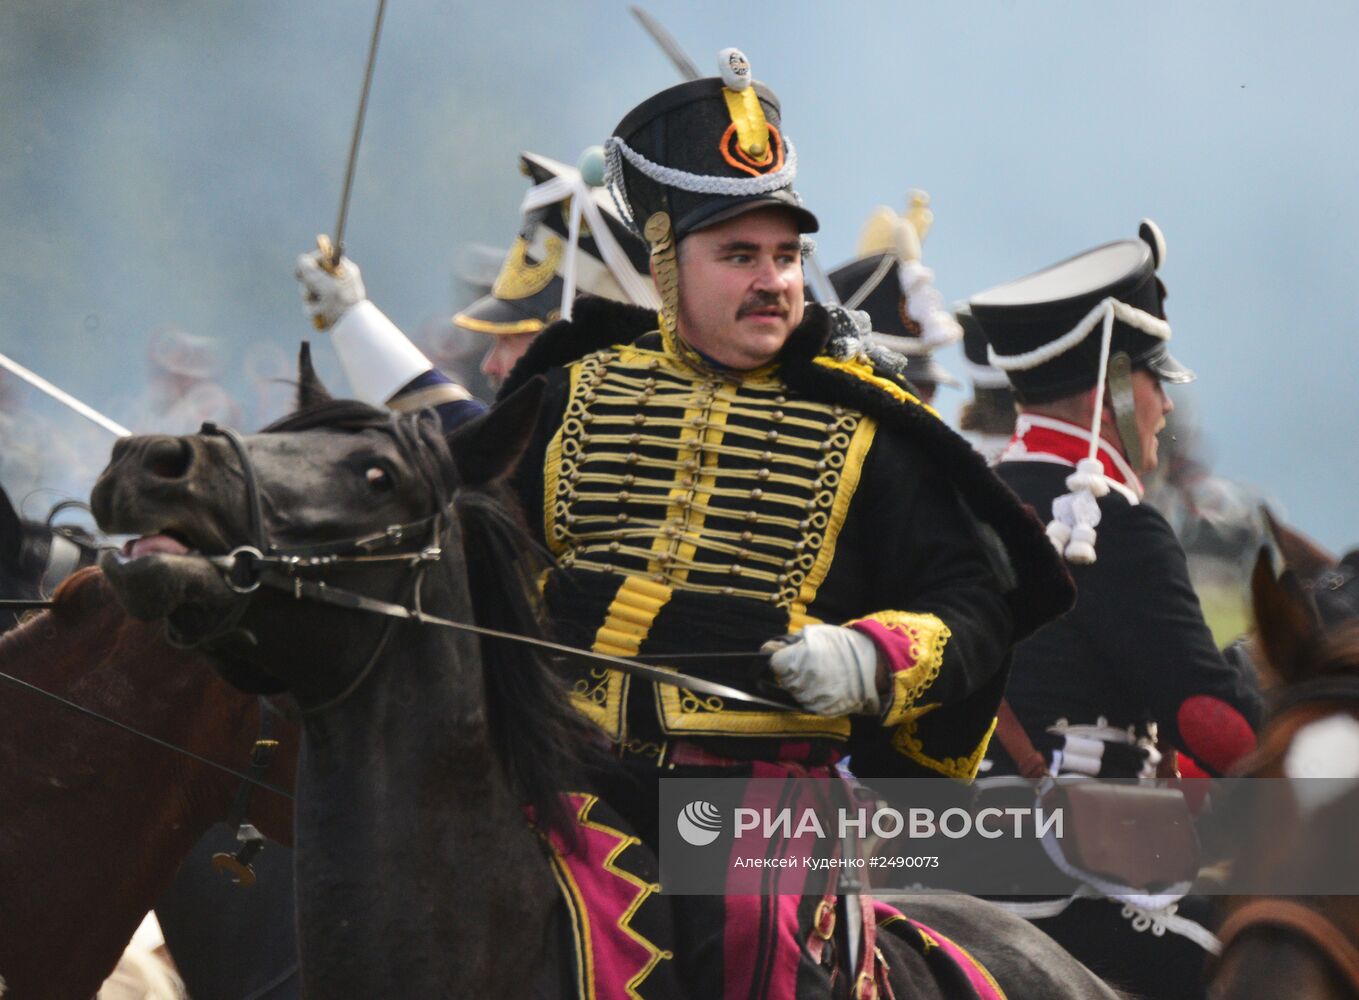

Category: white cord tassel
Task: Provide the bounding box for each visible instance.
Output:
[898,259,962,349]
[1045,303,1117,564]
[559,191,583,321]
[519,170,660,310]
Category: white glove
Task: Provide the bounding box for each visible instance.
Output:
[295,250,366,329]
[762,624,882,717]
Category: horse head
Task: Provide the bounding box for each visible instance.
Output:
[91,344,544,705]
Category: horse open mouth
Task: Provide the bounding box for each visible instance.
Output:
[100,529,239,628]
[120,530,196,560]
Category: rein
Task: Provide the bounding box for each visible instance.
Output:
[1267,675,1359,722]
[0,664,291,799]
[0,597,56,611]
[195,418,794,713]
[0,645,292,888]
[1216,898,1359,995]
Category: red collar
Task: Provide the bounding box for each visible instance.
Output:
[999,414,1143,500]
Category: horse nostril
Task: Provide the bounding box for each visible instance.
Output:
[144,437,194,480]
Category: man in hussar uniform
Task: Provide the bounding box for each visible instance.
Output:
[825,192,962,407]
[968,222,1263,999]
[296,50,1071,998]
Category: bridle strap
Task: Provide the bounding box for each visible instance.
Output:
[198,416,447,573]
[222,699,280,829]
[1217,897,1359,994]
[201,422,268,553]
[211,698,284,887]
[1268,677,1359,722]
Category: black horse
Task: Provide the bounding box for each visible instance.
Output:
[91,352,1128,998]
[0,486,99,631]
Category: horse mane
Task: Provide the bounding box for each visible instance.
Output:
[454,483,606,840]
[262,397,390,434]
[52,564,109,608]
[265,393,604,837]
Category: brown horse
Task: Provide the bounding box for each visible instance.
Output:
[0,567,298,1000]
[1209,551,1359,999]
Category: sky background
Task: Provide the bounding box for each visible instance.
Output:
[1,1,1355,549]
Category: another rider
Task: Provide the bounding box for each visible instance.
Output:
[297,150,654,407]
[449,151,656,391]
[970,222,1262,777]
[296,51,1073,997]
[825,194,962,407]
[967,221,1264,999]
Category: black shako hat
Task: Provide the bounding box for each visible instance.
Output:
[453,273,568,337]
[605,49,818,240]
[827,252,959,389]
[969,221,1194,404]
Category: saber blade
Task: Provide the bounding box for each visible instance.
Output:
[329,0,389,266]
[0,349,130,437]
[629,6,701,81]
[804,253,841,307]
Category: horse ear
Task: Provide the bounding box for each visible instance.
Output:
[296,342,333,410]
[1251,546,1324,684]
[447,377,545,487]
[1262,505,1337,580]
[0,486,22,564]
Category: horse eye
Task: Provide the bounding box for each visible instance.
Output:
[365,466,393,490]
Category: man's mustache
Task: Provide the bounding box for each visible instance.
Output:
[737,292,789,318]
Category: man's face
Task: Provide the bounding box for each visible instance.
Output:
[479,331,537,388]
[1130,368,1173,473]
[670,208,805,370]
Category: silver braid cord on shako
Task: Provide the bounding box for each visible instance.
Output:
[602,134,800,235]
[603,159,640,238]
